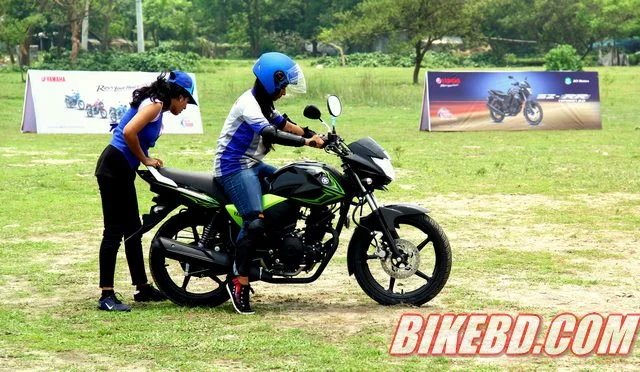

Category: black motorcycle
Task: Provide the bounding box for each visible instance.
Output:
[130,95,452,307]
[487,76,543,126]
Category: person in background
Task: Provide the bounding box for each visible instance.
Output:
[95,71,198,311]
[214,52,324,314]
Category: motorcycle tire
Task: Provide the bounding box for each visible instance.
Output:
[351,214,451,306]
[489,108,505,123]
[524,102,543,126]
[86,106,93,117]
[99,109,108,119]
[77,100,85,110]
[149,212,230,307]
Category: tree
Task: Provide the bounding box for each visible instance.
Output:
[144,0,195,48]
[329,0,475,84]
[0,0,48,66]
[52,0,87,63]
[265,0,361,55]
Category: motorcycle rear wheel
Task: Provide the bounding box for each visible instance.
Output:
[352,214,451,306]
[489,108,505,123]
[149,212,230,307]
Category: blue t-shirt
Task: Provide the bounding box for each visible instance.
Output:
[110,98,163,169]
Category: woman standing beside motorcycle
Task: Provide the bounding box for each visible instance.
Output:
[215,52,324,314]
[94,71,197,311]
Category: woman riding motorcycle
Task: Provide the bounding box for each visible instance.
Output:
[214,52,324,314]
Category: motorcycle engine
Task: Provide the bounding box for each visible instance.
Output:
[267,207,335,274]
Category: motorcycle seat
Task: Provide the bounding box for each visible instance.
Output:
[158,167,231,205]
[489,89,507,96]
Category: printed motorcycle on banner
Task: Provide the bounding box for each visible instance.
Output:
[21,70,203,134]
[420,71,601,132]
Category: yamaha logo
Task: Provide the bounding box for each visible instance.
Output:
[320,176,330,185]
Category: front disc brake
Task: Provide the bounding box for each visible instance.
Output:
[380,238,420,279]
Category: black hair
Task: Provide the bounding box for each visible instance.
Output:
[253,79,280,153]
[130,71,189,109]
[253,78,277,120]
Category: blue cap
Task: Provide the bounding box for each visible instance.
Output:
[168,70,197,105]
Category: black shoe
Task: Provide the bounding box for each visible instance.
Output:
[226,278,255,315]
[133,284,167,302]
[98,293,131,312]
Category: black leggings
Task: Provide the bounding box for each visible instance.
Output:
[97,175,148,288]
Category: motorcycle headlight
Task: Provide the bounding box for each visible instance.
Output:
[372,157,395,180]
[526,87,532,94]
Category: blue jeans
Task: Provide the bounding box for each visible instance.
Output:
[217,162,277,242]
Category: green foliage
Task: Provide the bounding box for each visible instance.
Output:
[260,31,307,56]
[311,51,485,68]
[36,49,201,72]
[503,53,517,66]
[544,44,584,71]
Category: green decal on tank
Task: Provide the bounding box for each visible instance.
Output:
[225,194,287,226]
[292,172,345,205]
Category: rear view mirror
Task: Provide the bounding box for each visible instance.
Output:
[303,105,321,120]
[327,95,342,117]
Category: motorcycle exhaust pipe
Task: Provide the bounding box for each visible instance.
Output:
[152,237,273,281]
[486,103,505,116]
[153,237,231,267]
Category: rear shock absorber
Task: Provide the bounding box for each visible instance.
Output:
[197,211,219,249]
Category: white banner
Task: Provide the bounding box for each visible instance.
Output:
[21,70,203,134]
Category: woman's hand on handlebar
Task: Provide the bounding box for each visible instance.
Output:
[305,134,325,148]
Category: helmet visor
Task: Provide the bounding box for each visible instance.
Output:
[284,63,306,94]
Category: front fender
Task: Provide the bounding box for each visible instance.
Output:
[346,204,430,276]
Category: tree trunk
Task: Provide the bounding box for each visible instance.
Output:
[81,0,90,50]
[70,14,81,63]
[246,0,261,56]
[327,42,346,66]
[6,42,16,65]
[19,26,35,66]
[412,43,423,84]
[413,40,432,84]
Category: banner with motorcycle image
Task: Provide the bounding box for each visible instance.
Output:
[21,69,203,134]
[420,71,601,131]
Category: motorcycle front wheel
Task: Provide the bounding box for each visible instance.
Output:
[524,102,543,125]
[149,212,230,307]
[352,214,451,306]
[77,100,85,110]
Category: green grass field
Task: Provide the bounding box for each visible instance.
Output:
[1,62,639,370]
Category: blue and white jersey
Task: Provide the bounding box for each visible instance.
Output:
[214,89,284,177]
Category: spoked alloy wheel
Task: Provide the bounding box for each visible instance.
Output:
[149,212,230,307]
[524,102,543,125]
[353,214,451,306]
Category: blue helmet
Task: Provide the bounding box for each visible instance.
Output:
[252,52,306,96]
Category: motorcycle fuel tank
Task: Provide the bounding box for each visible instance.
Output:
[269,161,346,206]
